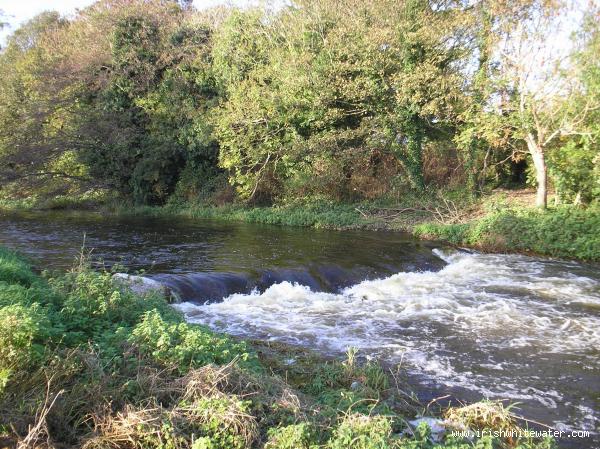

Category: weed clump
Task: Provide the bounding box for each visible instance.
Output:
[444,401,518,435]
[327,414,394,449]
[0,247,39,287]
[265,422,317,449]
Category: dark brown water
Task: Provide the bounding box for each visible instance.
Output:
[1,210,599,447]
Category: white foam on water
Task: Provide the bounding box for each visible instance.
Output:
[174,249,600,430]
[177,250,600,354]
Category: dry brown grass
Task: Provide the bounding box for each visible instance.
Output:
[84,395,258,449]
[2,347,319,449]
[444,400,519,434]
[82,403,169,449]
[79,360,310,449]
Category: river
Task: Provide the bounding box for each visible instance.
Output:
[1,210,598,447]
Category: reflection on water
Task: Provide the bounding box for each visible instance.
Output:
[1,210,599,446]
[0,210,443,296]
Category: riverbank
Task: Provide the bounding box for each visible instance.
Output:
[2,189,599,261]
[0,246,557,448]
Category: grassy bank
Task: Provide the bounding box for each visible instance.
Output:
[0,247,556,448]
[414,205,600,261]
[0,189,117,212]
[111,201,377,230]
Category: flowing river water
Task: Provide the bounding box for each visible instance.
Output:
[1,211,599,447]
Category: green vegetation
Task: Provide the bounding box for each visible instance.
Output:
[0,0,599,211]
[0,247,556,448]
[414,205,600,261]
[0,0,598,261]
[112,200,374,229]
[0,1,596,443]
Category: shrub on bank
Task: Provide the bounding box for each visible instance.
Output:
[327,414,394,449]
[131,310,257,373]
[0,248,257,442]
[414,206,600,260]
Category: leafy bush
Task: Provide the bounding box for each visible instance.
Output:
[130,310,258,373]
[184,395,257,449]
[49,268,177,349]
[414,206,600,260]
[0,304,49,377]
[0,248,257,377]
[414,223,470,245]
[327,414,394,449]
[550,138,599,204]
[265,423,318,449]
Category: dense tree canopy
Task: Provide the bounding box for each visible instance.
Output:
[0,0,598,207]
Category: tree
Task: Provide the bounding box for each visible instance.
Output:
[550,8,600,204]
[0,1,224,204]
[66,0,221,204]
[0,12,75,189]
[1,0,594,208]
[462,0,596,208]
[212,0,468,202]
[383,0,467,191]
[454,1,495,195]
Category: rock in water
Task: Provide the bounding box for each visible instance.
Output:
[408,417,447,441]
[113,273,173,300]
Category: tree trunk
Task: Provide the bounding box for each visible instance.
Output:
[527,136,547,209]
[465,137,480,197]
[406,114,425,191]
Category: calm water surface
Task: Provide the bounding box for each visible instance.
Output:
[1,210,599,447]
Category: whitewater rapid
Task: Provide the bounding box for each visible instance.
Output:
[174,249,600,432]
